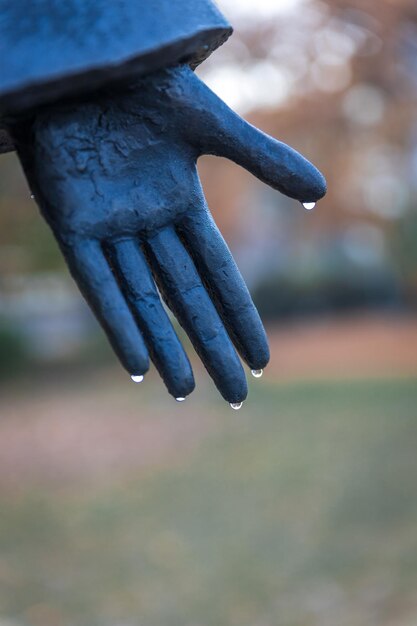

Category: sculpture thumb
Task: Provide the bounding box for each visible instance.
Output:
[182,68,327,202]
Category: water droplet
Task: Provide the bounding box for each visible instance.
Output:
[251,369,263,378]
[131,374,144,383]
[176,397,186,402]
[30,194,35,200]
[302,201,316,211]
[230,402,243,410]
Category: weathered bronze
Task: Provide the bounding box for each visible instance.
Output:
[1,1,326,404]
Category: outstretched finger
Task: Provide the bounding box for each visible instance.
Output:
[178,205,269,372]
[145,227,248,404]
[62,238,149,377]
[107,238,195,399]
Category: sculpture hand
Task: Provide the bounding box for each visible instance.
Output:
[16,66,326,404]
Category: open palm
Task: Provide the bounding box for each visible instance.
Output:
[16,66,326,405]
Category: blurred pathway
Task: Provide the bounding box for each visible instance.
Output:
[0,313,416,488]
[0,374,219,489]
[266,313,417,381]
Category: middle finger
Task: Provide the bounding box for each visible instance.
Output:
[144,227,248,404]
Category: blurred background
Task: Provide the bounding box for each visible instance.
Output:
[0,0,417,624]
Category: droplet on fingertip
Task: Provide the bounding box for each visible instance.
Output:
[30,194,35,200]
[251,369,263,378]
[176,397,186,402]
[230,402,243,411]
[302,201,316,211]
[131,374,144,383]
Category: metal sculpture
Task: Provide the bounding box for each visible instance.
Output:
[0,0,326,406]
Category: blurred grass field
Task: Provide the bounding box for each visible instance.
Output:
[0,366,416,626]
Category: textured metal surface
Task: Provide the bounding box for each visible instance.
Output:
[0,126,13,153]
[14,66,326,402]
[0,0,231,152]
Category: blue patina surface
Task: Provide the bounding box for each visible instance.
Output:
[1,1,326,404]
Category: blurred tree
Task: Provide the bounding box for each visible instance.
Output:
[198,0,417,314]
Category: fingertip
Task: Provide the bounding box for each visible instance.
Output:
[220,366,248,404]
[121,340,150,373]
[166,367,196,400]
[124,352,150,379]
[302,162,327,202]
[282,148,327,202]
[247,341,270,371]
